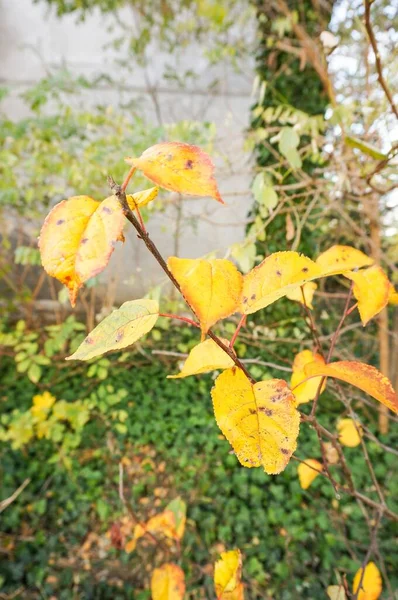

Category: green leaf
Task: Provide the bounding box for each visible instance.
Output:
[66,299,159,361]
[252,173,278,213]
[28,363,42,383]
[279,127,302,169]
[345,136,387,160]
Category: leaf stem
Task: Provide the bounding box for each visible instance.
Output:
[121,165,137,192]
[229,314,246,348]
[159,313,200,328]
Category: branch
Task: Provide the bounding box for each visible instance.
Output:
[364,0,398,120]
[108,176,255,383]
[0,479,30,514]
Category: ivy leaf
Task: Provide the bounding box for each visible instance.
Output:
[344,266,391,325]
[151,564,186,600]
[126,142,224,203]
[126,186,159,209]
[297,459,322,490]
[337,418,362,448]
[214,549,244,600]
[304,361,398,414]
[168,257,243,336]
[241,251,322,315]
[316,245,373,276]
[66,299,159,361]
[290,350,326,406]
[168,338,234,378]
[211,368,300,474]
[286,281,317,309]
[39,195,125,306]
[352,562,382,600]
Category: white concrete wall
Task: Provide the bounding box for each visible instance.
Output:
[0,0,255,301]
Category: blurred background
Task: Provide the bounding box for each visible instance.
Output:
[0,0,397,598]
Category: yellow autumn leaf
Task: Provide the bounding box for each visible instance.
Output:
[290,350,326,406]
[389,286,398,305]
[126,142,224,203]
[352,562,382,600]
[297,459,322,490]
[304,360,398,414]
[337,418,362,448]
[327,585,347,600]
[214,549,244,600]
[31,391,56,422]
[151,563,186,600]
[66,299,159,361]
[167,257,243,336]
[241,252,322,315]
[211,368,300,474]
[316,245,373,276]
[126,186,159,210]
[344,266,391,325]
[286,281,317,309]
[39,195,125,306]
[168,338,234,378]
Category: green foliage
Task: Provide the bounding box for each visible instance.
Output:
[0,353,396,598]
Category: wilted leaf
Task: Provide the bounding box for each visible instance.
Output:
[304,361,398,414]
[168,257,243,335]
[211,368,300,474]
[298,459,322,490]
[241,252,321,315]
[126,186,159,209]
[290,350,325,406]
[39,195,125,306]
[125,497,186,553]
[327,585,347,600]
[168,338,234,378]
[285,213,295,241]
[66,299,159,361]
[151,563,185,600]
[337,418,362,448]
[286,281,317,309]
[352,562,382,600]
[126,142,224,203]
[214,549,244,600]
[344,266,391,325]
[316,245,373,277]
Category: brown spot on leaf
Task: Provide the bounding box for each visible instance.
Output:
[251,294,256,300]
[281,448,289,455]
[102,206,112,214]
[185,159,194,169]
[302,267,308,273]
[276,270,282,276]
[85,337,94,345]
[115,330,124,343]
[261,407,273,416]
[56,219,65,225]
[81,238,88,244]
[249,408,256,415]
[242,297,248,304]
